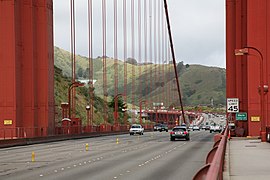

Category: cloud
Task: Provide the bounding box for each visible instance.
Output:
[53,0,225,68]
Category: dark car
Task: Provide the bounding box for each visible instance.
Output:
[170,126,190,141]
[205,125,210,130]
[154,123,168,132]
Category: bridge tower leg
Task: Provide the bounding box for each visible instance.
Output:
[0,0,54,138]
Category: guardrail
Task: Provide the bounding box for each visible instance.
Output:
[0,124,155,148]
[0,124,154,140]
[193,127,228,180]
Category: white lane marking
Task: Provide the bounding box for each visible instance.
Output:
[113,177,117,179]
[40,174,43,177]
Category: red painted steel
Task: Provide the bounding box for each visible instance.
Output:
[226,0,270,137]
[0,0,54,138]
[246,1,269,137]
[193,128,228,180]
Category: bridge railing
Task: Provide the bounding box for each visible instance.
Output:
[193,127,228,180]
[0,124,154,140]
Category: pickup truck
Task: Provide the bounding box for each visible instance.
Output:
[210,125,222,133]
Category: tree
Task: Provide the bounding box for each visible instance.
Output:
[176,61,184,73]
[83,68,89,78]
[108,95,126,112]
[77,67,83,77]
[126,58,138,65]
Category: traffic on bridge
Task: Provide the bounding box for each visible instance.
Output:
[1,0,270,179]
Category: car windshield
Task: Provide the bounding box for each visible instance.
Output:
[132,125,141,128]
[173,128,185,132]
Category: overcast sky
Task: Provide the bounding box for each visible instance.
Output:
[53,0,225,68]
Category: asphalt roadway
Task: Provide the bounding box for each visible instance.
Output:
[0,130,215,180]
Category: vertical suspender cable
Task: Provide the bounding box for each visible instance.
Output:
[138,0,142,102]
[88,0,93,126]
[149,0,152,103]
[123,0,127,125]
[168,41,173,123]
[144,0,148,102]
[102,0,107,124]
[165,29,168,106]
[131,0,135,115]
[153,0,157,104]
[70,0,76,118]
[163,0,186,123]
[114,0,118,126]
[158,0,161,104]
[161,0,165,106]
[70,0,73,118]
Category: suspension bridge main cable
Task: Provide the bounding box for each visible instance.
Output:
[163,0,186,123]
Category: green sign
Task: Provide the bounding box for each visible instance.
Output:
[236,112,247,121]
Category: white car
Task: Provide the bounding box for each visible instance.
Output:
[129,124,144,135]
[192,125,200,131]
[210,124,222,133]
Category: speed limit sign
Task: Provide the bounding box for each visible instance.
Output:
[227,98,239,113]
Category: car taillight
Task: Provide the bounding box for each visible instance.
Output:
[170,131,175,135]
[184,131,187,134]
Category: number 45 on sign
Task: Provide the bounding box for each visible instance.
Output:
[227,98,239,113]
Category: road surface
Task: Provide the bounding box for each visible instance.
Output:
[0,130,215,180]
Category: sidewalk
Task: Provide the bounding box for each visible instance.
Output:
[224,137,270,180]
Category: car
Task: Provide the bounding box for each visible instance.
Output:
[205,125,210,130]
[154,123,168,132]
[129,124,144,135]
[201,125,206,130]
[153,124,160,131]
[210,124,222,133]
[170,126,190,141]
[192,125,200,131]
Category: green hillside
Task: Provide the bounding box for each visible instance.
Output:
[54,66,123,126]
[54,47,226,109]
